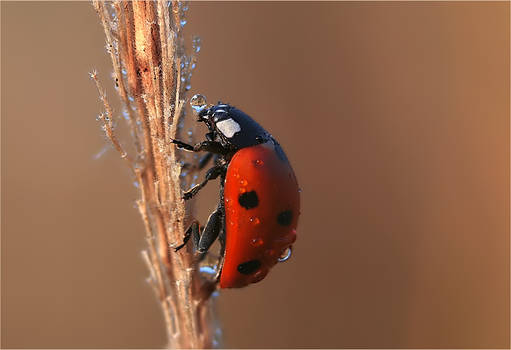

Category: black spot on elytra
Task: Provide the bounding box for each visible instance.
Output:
[239,191,259,209]
[277,210,293,226]
[237,260,261,275]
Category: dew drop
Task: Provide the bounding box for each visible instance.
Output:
[253,159,264,167]
[239,179,248,186]
[252,269,265,282]
[298,188,302,193]
[278,246,292,262]
[199,266,217,276]
[249,217,260,226]
[192,36,201,53]
[250,237,264,247]
[190,94,207,113]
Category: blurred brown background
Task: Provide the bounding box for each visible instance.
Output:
[2,1,509,348]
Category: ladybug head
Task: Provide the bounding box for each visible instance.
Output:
[196,102,271,149]
[198,104,243,140]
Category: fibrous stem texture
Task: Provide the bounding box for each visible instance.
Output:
[92,1,218,348]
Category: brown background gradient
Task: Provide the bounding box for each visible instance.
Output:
[2,1,509,348]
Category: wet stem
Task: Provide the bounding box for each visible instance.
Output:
[91,1,218,348]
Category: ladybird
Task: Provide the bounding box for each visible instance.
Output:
[172,98,300,288]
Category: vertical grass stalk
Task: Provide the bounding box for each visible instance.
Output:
[91,1,219,348]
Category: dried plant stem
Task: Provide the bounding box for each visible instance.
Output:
[92,1,218,348]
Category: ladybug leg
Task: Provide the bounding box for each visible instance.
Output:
[172,139,228,155]
[171,139,195,151]
[174,220,200,252]
[183,165,224,200]
[213,227,226,282]
[192,141,227,155]
[197,205,223,254]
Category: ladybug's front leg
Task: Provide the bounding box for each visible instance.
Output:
[172,139,227,155]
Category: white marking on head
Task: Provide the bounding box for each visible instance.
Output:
[216,118,241,138]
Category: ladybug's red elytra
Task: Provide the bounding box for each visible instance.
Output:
[172,98,300,288]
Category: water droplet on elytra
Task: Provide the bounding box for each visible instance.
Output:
[239,179,248,186]
[250,237,264,247]
[249,217,260,226]
[278,246,292,262]
[253,159,264,167]
[253,269,265,281]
